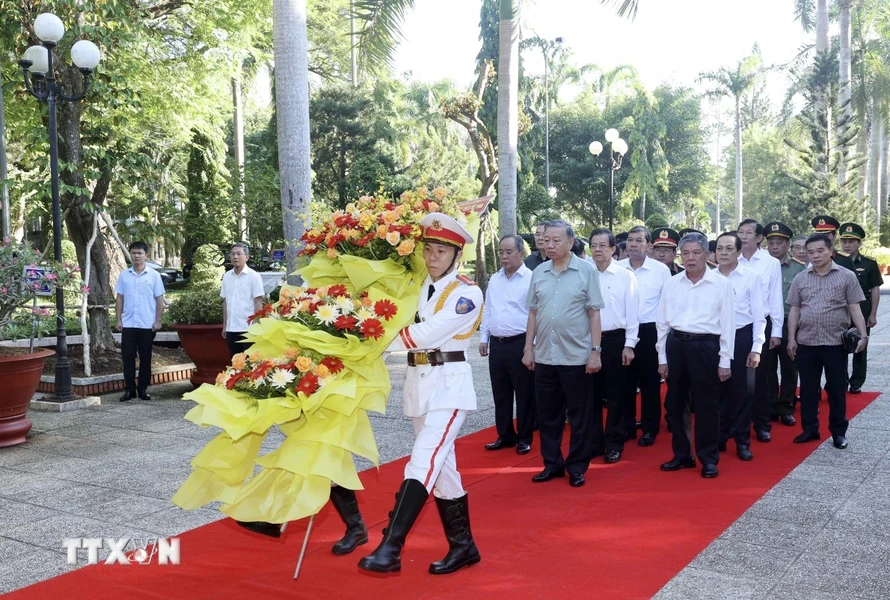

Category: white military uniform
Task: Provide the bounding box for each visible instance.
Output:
[388,215,483,500]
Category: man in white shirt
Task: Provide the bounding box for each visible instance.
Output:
[588,228,639,464]
[715,232,766,462]
[737,219,783,443]
[479,235,535,455]
[618,226,672,446]
[657,232,735,479]
[221,243,265,357]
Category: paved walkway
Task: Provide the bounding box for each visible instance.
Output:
[1,300,890,597]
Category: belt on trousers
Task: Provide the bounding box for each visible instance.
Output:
[602,329,626,339]
[639,322,657,330]
[669,328,719,342]
[491,333,525,344]
[407,350,466,367]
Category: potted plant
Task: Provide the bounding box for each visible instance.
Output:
[170,244,230,387]
[0,238,76,447]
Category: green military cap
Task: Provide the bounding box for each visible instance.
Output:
[812,215,840,233]
[838,222,865,240]
[652,227,680,247]
[764,221,793,239]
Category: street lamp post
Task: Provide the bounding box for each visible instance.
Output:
[19,13,101,403]
[589,128,628,231]
[542,36,562,192]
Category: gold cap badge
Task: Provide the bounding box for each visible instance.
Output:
[818,218,825,225]
[772,224,779,231]
[659,230,669,239]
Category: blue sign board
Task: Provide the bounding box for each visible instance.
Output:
[272,249,285,261]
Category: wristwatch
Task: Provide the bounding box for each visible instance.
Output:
[591,346,602,353]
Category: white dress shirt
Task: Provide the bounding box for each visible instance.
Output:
[220,265,265,332]
[596,260,640,348]
[479,264,532,343]
[716,264,766,353]
[656,267,736,369]
[617,256,672,324]
[738,247,784,333]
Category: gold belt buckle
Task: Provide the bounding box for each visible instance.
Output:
[413,351,429,365]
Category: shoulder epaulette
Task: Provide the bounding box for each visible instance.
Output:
[836,250,850,257]
[792,258,806,265]
[456,274,476,286]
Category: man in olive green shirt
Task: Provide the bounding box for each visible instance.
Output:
[765,222,806,425]
[523,220,605,488]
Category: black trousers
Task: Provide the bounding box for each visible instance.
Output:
[849,303,871,388]
[226,332,252,358]
[488,336,536,445]
[122,328,154,393]
[767,320,797,416]
[591,332,628,453]
[752,316,774,433]
[798,344,849,438]
[666,332,721,466]
[535,362,592,474]
[719,325,754,446]
[624,324,661,436]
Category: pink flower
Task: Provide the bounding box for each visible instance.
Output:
[82,285,90,293]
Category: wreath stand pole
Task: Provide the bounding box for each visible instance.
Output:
[293,515,315,580]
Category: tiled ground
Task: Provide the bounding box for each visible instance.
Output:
[2,298,889,597]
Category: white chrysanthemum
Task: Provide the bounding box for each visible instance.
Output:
[354,308,375,323]
[250,376,265,389]
[269,368,296,389]
[315,304,339,325]
[334,295,355,313]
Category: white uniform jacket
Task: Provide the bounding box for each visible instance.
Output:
[389,270,484,418]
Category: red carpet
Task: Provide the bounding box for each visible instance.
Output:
[8,391,879,600]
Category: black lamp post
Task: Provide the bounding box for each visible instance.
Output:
[589,129,628,232]
[19,13,100,402]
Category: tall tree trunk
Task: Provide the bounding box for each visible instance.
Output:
[816,0,829,52]
[232,72,247,240]
[496,0,519,237]
[640,191,646,221]
[881,124,889,221]
[273,0,312,283]
[857,112,869,202]
[868,100,881,222]
[734,98,743,223]
[838,0,853,186]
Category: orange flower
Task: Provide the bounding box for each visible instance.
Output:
[313,364,331,378]
[397,239,415,256]
[376,225,389,239]
[400,191,412,202]
[316,286,329,297]
[249,351,262,363]
[279,288,293,300]
[215,372,227,386]
[232,353,247,371]
[296,356,314,373]
[284,348,300,359]
[432,187,449,200]
[361,296,374,308]
[426,201,440,212]
[382,210,399,225]
[386,231,401,246]
[343,228,360,241]
[327,247,338,259]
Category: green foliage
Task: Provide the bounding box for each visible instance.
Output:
[645,213,669,230]
[868,247,890,266]
[61,240,83,307]
[517,184,558,232]
[169,289,224,325]
[189,244,225,292]
[184,127,233,256]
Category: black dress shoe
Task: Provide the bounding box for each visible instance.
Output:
[701,464,719,478]
[737,444,753,461]
[660,457,696,471]
[780,414,796,426]
[484,439,516,451]
[793,431,821,444]
[604,451,622,464]
[718,440,727,453]
[755,430,771,443]
[119,391,135,402]
[531,468,565,483]
[638,433,656,447]
[137,390,152,400]
[849,386,862,394]
[236,520,283,538]
[832,436,849,449]
[568,473,585,487]
[516,443,531,455]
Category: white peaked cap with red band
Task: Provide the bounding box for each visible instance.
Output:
[421,212,474,248]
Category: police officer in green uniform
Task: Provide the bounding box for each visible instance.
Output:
[764,221,806,424]
[812,215,855,272]
[839,222,883,393]
[652,228,684,275]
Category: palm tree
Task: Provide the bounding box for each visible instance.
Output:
[497,0,520,237]
[699,54,762,223]
[838,0,854,185]
[599,0,639,19]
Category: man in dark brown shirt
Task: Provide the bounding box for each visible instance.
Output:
[786,234,867,450]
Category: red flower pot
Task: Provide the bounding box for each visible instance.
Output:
[0,348,54,448]
[173,324,232,387]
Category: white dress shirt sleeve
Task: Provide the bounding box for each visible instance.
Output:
[718,279,736,369]
[251,271,265,299]
[767,258,784,333]
[624,270,640,348]
[749,271,766,353]
[656,280,670,365]
[479,286,492,344]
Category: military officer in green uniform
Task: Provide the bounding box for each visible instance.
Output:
[812,215,855,272]
[764,221,806,424]
[839,222,883,394]
[652,228,684,275]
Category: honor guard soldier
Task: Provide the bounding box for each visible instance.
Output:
[652,227,684,275]
[838,222,883,393]
[764,221,806,423]
[812,215,855,272]
[359,212,483,575]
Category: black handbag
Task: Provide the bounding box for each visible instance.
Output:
[842,327,861,353]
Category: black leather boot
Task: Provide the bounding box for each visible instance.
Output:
[428,493,481,575]
[357,479,428,573]
[329,486,368,555]
[236,520,283,538]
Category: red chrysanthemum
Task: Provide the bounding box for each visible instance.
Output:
[248,304,274,325]
[250,360,274,380]
[320,356,344,375]
[296,373,320,396]
[359,318,385,340]
[328,284,348,297]
[334,315,359,331]
[373,299,398,321]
